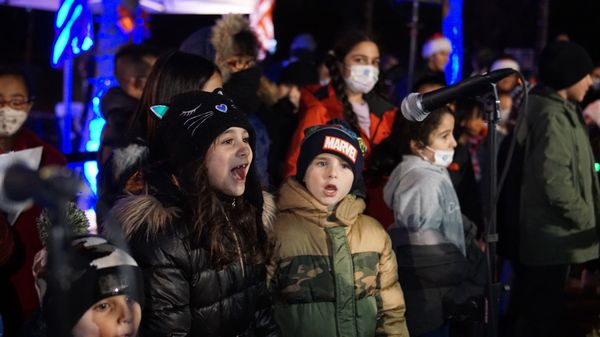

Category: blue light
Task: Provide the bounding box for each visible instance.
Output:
[71,37,81,55]
[52,4,83,66]
[442,0,463,85]
[56,0,75,28]
[83,161,99,195]
[86,117,106,152]
[52,1,94,68]
[82,36,93,51]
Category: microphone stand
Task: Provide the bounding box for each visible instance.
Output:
[482,83,502,337]
[32,170,81,337]
[46,200,71,337]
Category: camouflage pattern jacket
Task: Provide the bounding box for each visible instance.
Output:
[268,178,409,337]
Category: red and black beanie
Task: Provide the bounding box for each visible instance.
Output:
[296,121,367,197]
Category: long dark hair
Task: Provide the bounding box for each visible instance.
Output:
[368,106,454,182]
[325,31,378,134]
[129,51,219,152]
[175,156,271,269]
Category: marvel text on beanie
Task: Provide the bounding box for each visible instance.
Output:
[296,123,366,195]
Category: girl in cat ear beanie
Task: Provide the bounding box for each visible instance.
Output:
[105,90,280,337]
[268,121,409,337]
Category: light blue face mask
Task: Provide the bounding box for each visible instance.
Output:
[426,146,455,168]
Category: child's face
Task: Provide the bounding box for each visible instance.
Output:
[205,127,253,197]
[342,41,380,77]
[72,295,141,337]
[416,113,457,162]
[461,113,485,137]
[303,153,354,206]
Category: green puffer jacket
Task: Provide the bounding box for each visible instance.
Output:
[520,86,600,265]
[267,178,409,337]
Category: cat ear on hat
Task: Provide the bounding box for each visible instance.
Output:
[151,105,169,119]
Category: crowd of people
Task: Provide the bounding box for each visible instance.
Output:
[0,12,600,337]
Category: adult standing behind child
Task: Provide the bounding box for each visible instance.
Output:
[107,91,279,337]
[269,122,409,337]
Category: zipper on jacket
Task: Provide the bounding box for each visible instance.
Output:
[225,214,246,278]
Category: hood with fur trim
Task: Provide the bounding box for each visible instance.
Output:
[211,14,256,82]
[104,190,276,241]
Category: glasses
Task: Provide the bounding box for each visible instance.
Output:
[0,98,32,110]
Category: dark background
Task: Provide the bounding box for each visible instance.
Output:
[0,0,599,115]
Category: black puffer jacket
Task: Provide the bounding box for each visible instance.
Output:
[106,179,280,337]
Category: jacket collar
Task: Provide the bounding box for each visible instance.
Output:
[531,85,584,127]
[315,84,395,118]
[277,178,365,228]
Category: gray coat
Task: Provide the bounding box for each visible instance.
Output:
[384,155,466,255]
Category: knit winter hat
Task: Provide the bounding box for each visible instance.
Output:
[153,90,264,209]
[44,235,144,332]
[154,90,255,169]
[296,122,366,196]
[539,41,593,90]
[422,33,452,59]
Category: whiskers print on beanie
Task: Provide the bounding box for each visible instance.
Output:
[184,109,215,136]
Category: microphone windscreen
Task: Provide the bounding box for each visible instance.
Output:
[401,93,427,122]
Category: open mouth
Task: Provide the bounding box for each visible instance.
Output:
[231,163,249,182]
[323,184,338,197]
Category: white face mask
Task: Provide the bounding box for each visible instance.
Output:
[344,65,379,94]
[426,146,454,167]
[0,107,27,137]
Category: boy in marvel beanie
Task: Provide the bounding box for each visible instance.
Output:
[43,235,144,337]
[268,122,409,337]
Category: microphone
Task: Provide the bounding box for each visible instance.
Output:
[3,164,82,207]
[401,68,517,121]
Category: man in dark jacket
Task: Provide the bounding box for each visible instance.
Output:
[509,41,599,337]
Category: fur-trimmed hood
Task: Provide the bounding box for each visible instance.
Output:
[211,14,256,81]
[103,190,277,241]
